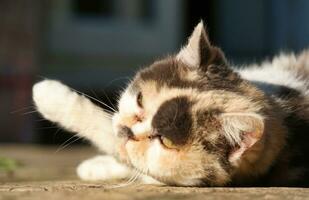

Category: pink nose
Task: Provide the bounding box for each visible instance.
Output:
[135,108,145,121]
[134,114,144,123]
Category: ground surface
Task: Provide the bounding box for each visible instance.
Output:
[1,145,309,200]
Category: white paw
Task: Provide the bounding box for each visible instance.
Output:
[77,155,132,181]
[32,80,74,118]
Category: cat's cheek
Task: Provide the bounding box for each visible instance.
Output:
[112,113,120,136]
[146,140,181,173]
[117,140,130,164]
[125,140,150,169]
[126,139,181,178]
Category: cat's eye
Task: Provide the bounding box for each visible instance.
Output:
[137,92,143,108]
[160,136,178,149]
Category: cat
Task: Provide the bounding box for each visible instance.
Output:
[32,21,309,187]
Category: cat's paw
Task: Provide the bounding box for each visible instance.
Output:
[32,80,74,117]
[77,155,132,181]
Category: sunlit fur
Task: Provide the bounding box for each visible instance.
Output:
[33,21,309,186]
[112,59,286,186]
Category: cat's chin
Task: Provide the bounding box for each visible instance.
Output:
[124,138,191,184]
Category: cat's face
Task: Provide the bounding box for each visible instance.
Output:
[112,22,266,186]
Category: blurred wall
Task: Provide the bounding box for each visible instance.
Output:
[0,0,43,142]
[42,0,184,88]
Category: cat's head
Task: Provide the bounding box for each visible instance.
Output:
[112,22,273,186]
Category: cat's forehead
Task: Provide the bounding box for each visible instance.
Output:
[134,57,199,91]
[130,57,243,94]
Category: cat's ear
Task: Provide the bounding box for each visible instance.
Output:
[177,21,226,69]
[220,113,264,165]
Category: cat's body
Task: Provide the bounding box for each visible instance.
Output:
[33,22,309,187]
[237,52,309,186]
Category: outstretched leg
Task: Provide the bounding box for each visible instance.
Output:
[77,155,133,181]
[32,80,119,155]
[77,155,163,184]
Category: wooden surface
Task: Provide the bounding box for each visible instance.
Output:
[0,145,308,200]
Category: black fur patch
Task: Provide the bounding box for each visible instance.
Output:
[202,140,217,153]
[118,126,134,140]
[202,136,232,172]
[283,113,309,186]
[152,97,192,145]
[252,81,301,99]
[277,86,302,98]
[196,109,221,130]
[139,59,191,89]
[138,58,242,92]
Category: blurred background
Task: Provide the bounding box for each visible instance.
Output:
[1,0,309,145]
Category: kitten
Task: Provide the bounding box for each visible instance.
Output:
[32,21,309,186]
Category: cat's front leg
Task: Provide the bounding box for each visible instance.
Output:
[77,155,163,185]
[77,155,133,181]
[32,80,119,155]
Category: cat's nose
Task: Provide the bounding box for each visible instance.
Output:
[118,125,135,140]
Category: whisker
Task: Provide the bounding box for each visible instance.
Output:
[54,115,88,153]
[106,169,140,189]
[119,174,139,187]
[69,87,116,112]
[138,166,149,185]
[105,76,131,88]
[101,109,114,116]
[10,106,35,114]
[52,127,62,141]
[120,167,145,186]
[88,88,106,108]
[57,134,77,149]
[21,110,38,115]
[133,170,144,185]
[36,126,59,130]
[54,135,81,153]
[101,89,117,111]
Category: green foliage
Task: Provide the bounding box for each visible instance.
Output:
[0,157,19,172]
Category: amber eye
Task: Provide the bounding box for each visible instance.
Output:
[137,92,143,108]
[160,136,178,149]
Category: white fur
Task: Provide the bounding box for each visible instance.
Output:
[146,139,163,174]
[118,89,141,118]
[220,113,264,165]
[77,155,132,181]
[33,80,118,155]
[33,80,162,184]
[237,53,308,94]
[220,112,264,146]
[145,138,201,186]
[77,155,163,184]
[131,118,152,137]
[114,89,153,138]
